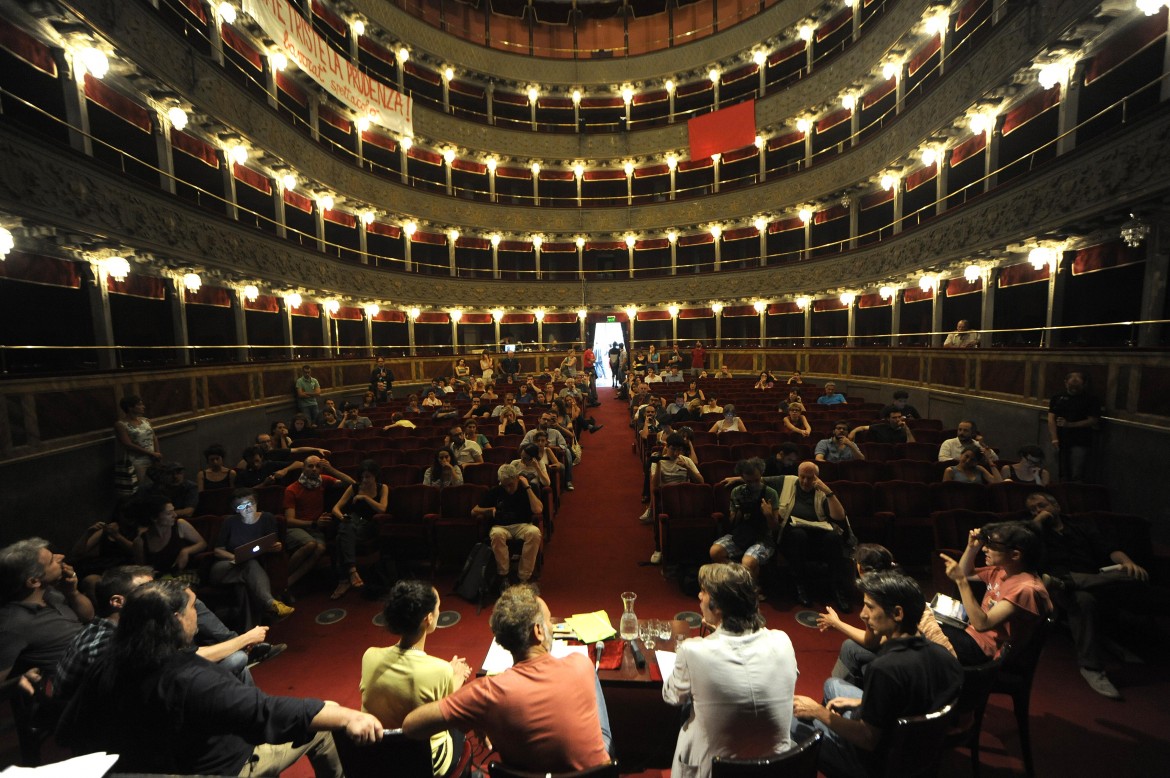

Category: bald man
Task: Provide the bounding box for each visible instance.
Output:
[282,456,354,592]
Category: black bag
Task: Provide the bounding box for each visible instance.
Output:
[454,542,495,603]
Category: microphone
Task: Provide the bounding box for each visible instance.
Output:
[595,641,605,671]
[629,638,647,670]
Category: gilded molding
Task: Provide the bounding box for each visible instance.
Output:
[349,0,823,86]
[1,108,1166,308]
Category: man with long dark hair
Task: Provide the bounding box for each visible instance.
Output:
[62,579,381,776]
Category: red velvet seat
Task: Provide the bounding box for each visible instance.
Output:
[380,484,441,576]
[379,464,423,487]
[657,482,725,570]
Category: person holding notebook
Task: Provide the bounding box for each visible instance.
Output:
[209,488,294,621]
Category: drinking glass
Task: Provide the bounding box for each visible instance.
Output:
[640,620,656,651]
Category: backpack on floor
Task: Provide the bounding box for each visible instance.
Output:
[454,542,495,605]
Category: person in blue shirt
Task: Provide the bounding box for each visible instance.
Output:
[817,382,847,406]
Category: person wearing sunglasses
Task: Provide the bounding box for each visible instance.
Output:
[939,522,1051,666]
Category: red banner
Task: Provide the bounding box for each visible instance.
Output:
[283,189,313,213]
[1072,241,1144,275]
[1002,86,1061,135]
[0,17,56,76]
[220,22,262,70]
[233,163,272,194]
[171,129,219,168]
[108,275,166,299]
[688,99,756,160]
[84,75,151,133]
[909,35,941,76]
[950,133,986,166]
[276,71,308,106]
[0,253,80,288]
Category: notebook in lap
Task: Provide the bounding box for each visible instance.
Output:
[233,533,279,563]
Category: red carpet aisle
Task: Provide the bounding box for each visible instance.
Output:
[257,387,1170,777]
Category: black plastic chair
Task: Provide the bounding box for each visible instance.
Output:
[488,759,619,778]
[335,727,471,778]
[711,730,822,777]
[944,655,1004,778]
[882,700,956,777]
[988,616,1055,777]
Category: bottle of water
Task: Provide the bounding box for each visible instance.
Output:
[619,591,638,641]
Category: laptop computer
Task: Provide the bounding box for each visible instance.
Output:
[233,533,279,563]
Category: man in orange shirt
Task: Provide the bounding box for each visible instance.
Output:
[403,585,612,773]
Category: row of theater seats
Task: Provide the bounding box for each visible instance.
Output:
[653,479,1116,577]
[190,482,549,605]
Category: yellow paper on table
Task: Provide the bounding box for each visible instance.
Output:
[565,610,617,644]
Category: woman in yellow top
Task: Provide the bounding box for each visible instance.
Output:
[361,580,472,776]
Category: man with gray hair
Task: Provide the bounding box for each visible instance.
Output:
[471,465,544,586]
[0,538,93,693]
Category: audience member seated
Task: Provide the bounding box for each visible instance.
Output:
[516,384,535,405]
[284,456,353,595]
[404,395,423,415]
[424,449,464,489]
[784,389,806,412]
[329,461,388,601]
[523,413,574,490]
[339,403,373,430]
[130,495,206,581]
[850,406,916,445]
[764,443,802,478]
[641,433,704,525]
[753,371,776,391]
[890,390,920,420]
[454,358,471,381]
[663,366,685,383]
[683,380,705,404]
[1028,492,1168,698]
[663,563,798,778]
[787,371,804,386]
[1002,446,1052,486]
[361,581,471,776]
[943,319,981,348]
[471,465,544,588]
[55,565,276,700]
[447,424,485,467]
[708,404,747,435]
[114,394,162,489]
[288,413,314,441]
[710,458,780,592]
[939,521,1052,665]
[817,545,955,686]
[60,580,381,775]
[68,515,138,600]
[700,397,723,415]
[320,408,339,428]
[816,422,865,463]
[531,432,564,490]
[782,403,813,438]
[235,444,303,489]
[938,419,998,463]
[714,365,733,379]
[403,584,612,772]
[422,390,444,409]
[817,382,847,406]
[145,462,200,518]
[491,392,519,419]
[725,463,853,608]
[463,419,491,451]
[210,489,294,619]
[497,408,526,436]
[511,443,551,490]
[943,444,1003,484]
[0,538,93,693]
[645,367,663,384]
[195,444,236,493]
[792,572,962,778]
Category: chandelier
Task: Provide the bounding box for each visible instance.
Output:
[1119,214,1150,248]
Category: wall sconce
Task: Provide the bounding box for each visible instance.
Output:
[242,284,259,302]
[879,285,895,300]
[577,308,588,320]
[527,86,539,103]
[442,148,456,165]
[317,194,334,211]
[798,208,813,223]
[798,24,814,42]
[795,296,811,309]
[919,274,936,291]
[753,300,768,313]
[840,292,856,306]
[396,47,409,63]
[796,117,811,134]
[408,306,421,319]
[753,216,768,232]
[103,256,130,281]
[324,299,341,315]
[625,234,637,249]
[403,221,417,237]
[270,51,288,71]
[621,86,634,104]
[284,292,302,308]
[363,303,379,317]
[217,2,237,24]
[531,235,543,249]
[0,227,13,260]
[624,305,638,320]
[666,230,678,244]
[664,79,675,94]
[448,229,460,242]
[449,309,463,322]
[667,304,680,318]
[752,50,767,66]
[490,233,501,247]
[964,264,982,283]
[183,272,201,293]
[665,153,678,170]
[166,106,188,130]
[443,66,455,82]
[709,224,723,239]
[572,89,582,105]
[534,309,546,322]
[710,302,724,314]
[492,309,505,322]
[575,236,586,249]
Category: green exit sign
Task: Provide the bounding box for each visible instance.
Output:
[606,315,616,322]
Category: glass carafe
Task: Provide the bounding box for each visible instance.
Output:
[619,591,639,640]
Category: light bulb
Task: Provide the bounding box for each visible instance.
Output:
[443,67,454,82]
[965,264,981,282]
[403,221,417,236]
[449,309,463,322]
[623,161,634,177]
[531,235,542,248]
[796,117,811,134]
[709,224,722,238]
[527,86,539,103]
[798,24,814,42]
[879,285,894,300]
[281,174,297,190]
[361,211,375,225]
[842,94,856,111]
[396,47,409,63]
[324,299,340,315]
[664,79,675,94]
[408,307,421,319]
[486,156,497,172]
[167,106,188,130]
[921,147,937,167]
[285,292,302,308]
[840,292,856,306]
[575,237,586,249]
[357,116,371,132]
[708,68,721,83]
[881,174,897,191]
[798,208,813,223]
[710,302,723,314]
[492,309,505,322]
[530,162,541,175]
[270,51,288,71]
[666,230,678,244]
[667,305,680,318]
[796,296,811,309]
[625,235,637,248]
[573,163,585,178]
[448,229,460,242]
[919,275,936,291]
[364,303,380,317]
[229,145,248,165]
[753,50,767,66]
[242,284,259,301]
[753,301,767,313]
[621,86,634,104]
[400,136,413,151]
[490,234,501,247]
[754,134,765,149]
[79,47,109,79]
[217,2,236,25]
[882,61,899,80]
[318,194,334,211]
[665,154,678,170]
[103,256,130,281]
[571,89,582,104]
[577,308,588,320]
[443,148,456,165]
[754,217,768,232]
